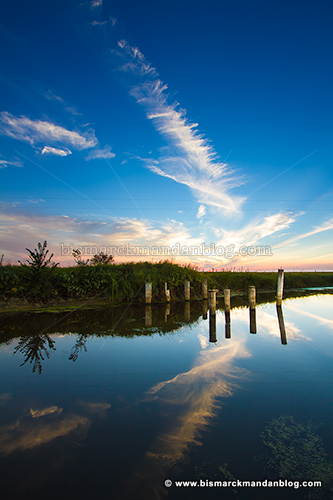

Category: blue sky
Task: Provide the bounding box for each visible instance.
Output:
[0,0,332,270]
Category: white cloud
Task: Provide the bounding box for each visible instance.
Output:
[90,0,102,7]
[44,91,81,116]
[196,205,206,219]
[274,217,333,248]
[216,212,298,250]
[0,112,98,150]
[85,145,115,160]
[0,158,23,169]
[115,40,158,77]
[115,43,244,216]
[41,146,72,156]
[92,16,116,26]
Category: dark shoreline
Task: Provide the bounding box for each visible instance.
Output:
[1,286,332,316]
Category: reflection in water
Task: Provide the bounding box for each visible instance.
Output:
[184,302,190,322]
[0,401,110,457]
[276,305,287,345]
[164,304,170,323]
[202,300,208,320]
[13,334,56,374]
[209,310,217,343]
[145,306,152,327]
[69,334,88,361]
[249,308,257,334]
[225,310,231,339]
[126,338,251,498]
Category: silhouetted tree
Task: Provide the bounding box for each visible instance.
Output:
[90,252,114,265]
[72,248,90,266]
[19,241,59,270]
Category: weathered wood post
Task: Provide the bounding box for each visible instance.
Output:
[224,288,231,338]
[224,289,231,312]
[184,280,190,301]
[208,289,218,312]
[145,305,152,327]
[249,286,256,309]
[145,282,152,304]
[276,304,287,345]
[184,301,190,322]
[202,279,208,300]
[249,286,257,334]
[277,269,284,306]
[164,282,170,302]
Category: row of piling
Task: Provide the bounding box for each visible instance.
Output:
[145,269,287,344]
[145,269,285,305]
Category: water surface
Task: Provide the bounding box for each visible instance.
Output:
[0,293,332,499]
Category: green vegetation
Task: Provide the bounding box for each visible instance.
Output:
[0,242,332,305]
[260,415,333,498]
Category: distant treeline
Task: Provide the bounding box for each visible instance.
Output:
[0,261,332,304]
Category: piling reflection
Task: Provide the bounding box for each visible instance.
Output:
[209,310,217,343]
[249,308,257,334]
[184,302,190,322]
[145,305,152,327]
[276,305,287,345]
[225,310,231,339]
[164,303,170,323]
[202,300,208,320]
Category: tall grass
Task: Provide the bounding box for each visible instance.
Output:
[0,262,332,304]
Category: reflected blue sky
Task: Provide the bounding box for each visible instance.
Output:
[0,294,332,499]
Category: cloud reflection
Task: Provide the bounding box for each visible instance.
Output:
[126,334,251,498]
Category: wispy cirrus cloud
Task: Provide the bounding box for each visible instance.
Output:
[217,212,299,249]
[85,145,115,160]
[196,204,206,219]
[0,158,23,169]
[90,0,102,7]
[115,41,244,216]
[92,16,116,26]
[115,40,158,77]
[0,112,97,150]
[44,91,82,116]
[41,146,72,157]
[274,217,333,248]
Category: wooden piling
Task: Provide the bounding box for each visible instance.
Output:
[145,282,152,304]
[202,279,208,300]
[184,280,190,301]
[224,289,231,311]
[249,286,256,308]
[208,289,218,313]
[277,269,284,306]
[164,282,170,302]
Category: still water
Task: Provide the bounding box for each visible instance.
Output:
[0,293,332,500]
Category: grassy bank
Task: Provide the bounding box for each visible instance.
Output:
[0,261,332,308]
